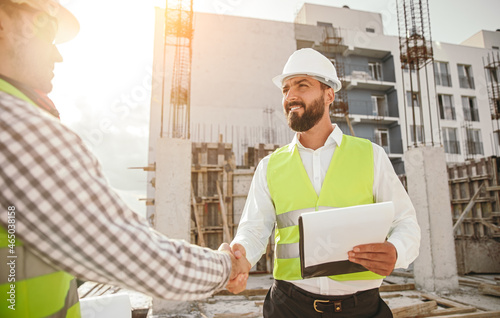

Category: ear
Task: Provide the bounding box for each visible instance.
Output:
[324,88,335,105]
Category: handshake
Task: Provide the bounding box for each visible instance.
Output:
[218,243,252,294]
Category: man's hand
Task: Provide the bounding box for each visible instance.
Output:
[348,241,397,276]
[218,243,251,294]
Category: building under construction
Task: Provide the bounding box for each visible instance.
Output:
[137,1,500,316]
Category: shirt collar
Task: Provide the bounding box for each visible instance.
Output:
[289,124,344,150]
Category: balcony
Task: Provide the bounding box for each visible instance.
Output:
[344,46,391,59]
[332,100,399,125]
[466,141,484,156]
[459,76,475,89]
[435,73,452,87]
[343,64,395,92]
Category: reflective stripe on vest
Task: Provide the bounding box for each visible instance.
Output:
[267,134,384,281]
[0,226,81,317]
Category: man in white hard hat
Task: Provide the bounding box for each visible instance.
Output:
[0,1,250,317]
[229,48,420,317]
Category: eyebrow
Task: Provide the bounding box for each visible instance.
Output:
[282,78,313,90]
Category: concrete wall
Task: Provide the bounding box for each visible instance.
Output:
[433,42,495,160]
[383,55,396,82]
[389,125,403,154]
[191,13,295,133]
[148,4,500,199]
[455,239,500,274]
[295,3,384,36]
[461,30,500,50]
[482,30,500,49]
[387,89,399,118]
[461,30,486,48]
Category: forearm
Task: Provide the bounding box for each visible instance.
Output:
[231,158,276,267]
[0,103,231,300]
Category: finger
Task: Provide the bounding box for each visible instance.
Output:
[348,255,394,276]
[353,244,384,253]
[218,242,231,253]
[349,251,391,261]
[231,243,246,259]
[227,273,248,294]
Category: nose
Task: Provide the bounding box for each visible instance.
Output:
[53,45,63,63]
[284,87,298,102]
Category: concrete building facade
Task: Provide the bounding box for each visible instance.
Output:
[149,3,500,178]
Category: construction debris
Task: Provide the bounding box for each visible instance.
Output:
[78,272,500,318]
[478,283,500,297]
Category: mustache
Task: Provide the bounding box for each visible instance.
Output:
[286,100,306,110]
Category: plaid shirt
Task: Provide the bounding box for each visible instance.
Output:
[0,91,231,300]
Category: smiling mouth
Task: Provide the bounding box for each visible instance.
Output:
[289,106,302,112]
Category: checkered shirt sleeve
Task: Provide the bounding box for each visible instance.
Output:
[0,92,231,300]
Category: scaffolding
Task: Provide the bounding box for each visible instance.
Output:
[160,0,194,139]
[396,0,440,148]
[319,26,355,136]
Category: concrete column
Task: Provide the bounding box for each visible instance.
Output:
[404,146,459,292]
[151,137,192,315]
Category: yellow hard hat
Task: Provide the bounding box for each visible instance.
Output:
[8,0,79,43]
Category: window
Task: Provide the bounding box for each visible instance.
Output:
[371,95,388,116]
[409,125,423,144]
[403,65,416,73]
[438,94,456,120]
[368,62,383,81]
[465,128,484,155]
[434,61,452,87]
[406,91,420,107]
[366,28,375,33]
[442,127,460,154]
[457,64,475,89]
[462,96,479,122]
[375,129,390,153]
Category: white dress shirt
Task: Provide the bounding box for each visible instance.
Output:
[232,125,421,295]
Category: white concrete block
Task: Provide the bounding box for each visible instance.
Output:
[404,147,459,292]
[152,137,192,314]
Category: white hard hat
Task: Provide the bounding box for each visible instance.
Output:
[8,0,79,43]
[272,48,342,92]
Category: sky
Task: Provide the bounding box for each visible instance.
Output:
[50,0,500,216]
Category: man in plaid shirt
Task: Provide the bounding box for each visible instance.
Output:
[0,1,250,317]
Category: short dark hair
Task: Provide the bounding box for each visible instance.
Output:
[320,82,331,91]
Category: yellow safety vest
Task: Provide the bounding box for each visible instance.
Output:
[0,226,80,318]
[267,134,385,281]
[0,81,81,317]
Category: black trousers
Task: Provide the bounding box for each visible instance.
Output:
[263,280,393,318]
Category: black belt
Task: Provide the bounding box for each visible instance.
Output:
[275,280,380,313]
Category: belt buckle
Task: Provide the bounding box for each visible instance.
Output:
[334,300,342,312]
[313,300,329,313]
[313,299,343,313]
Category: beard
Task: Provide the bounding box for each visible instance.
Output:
[286,93,326,132]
